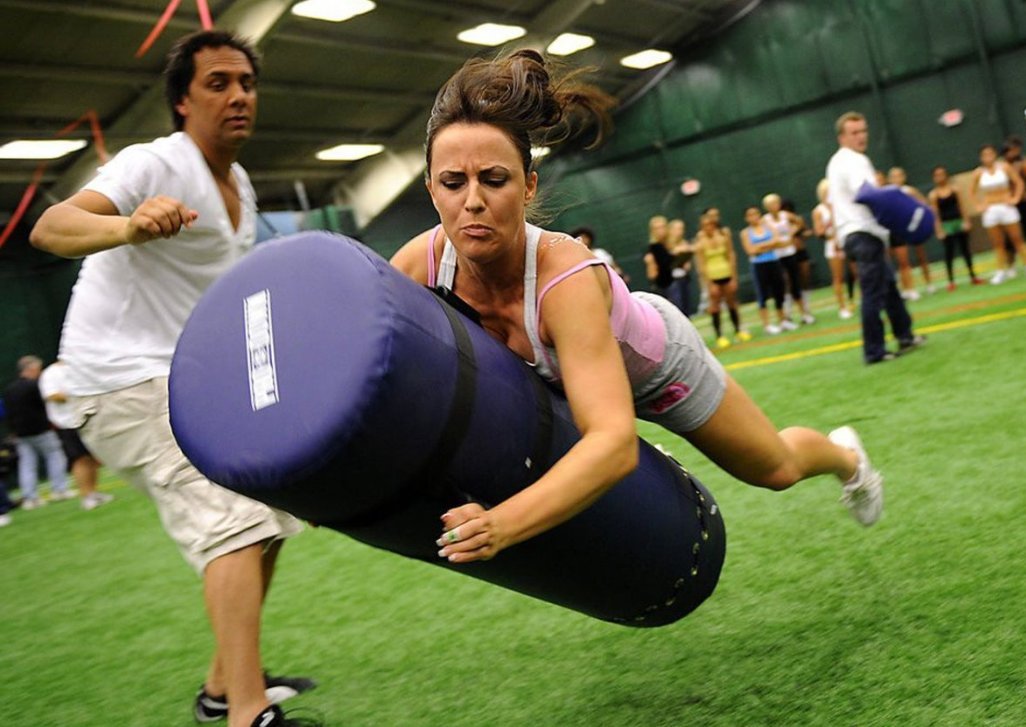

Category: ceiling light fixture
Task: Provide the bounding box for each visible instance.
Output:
[620,49,673,70]
[0,139,88,159]
[547,32,595,57]
[291,0,376,23]
[457,23,526,47]
[316,143,385,161]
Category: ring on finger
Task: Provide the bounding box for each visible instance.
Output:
[445,528,460,544]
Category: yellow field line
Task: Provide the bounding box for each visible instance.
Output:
[726,306,1026,371]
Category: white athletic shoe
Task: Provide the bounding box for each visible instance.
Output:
[764,323,782,335]
[20,497,45,511]
[0,513,11,527]
[829,426,883,526]
[839,307,854,320]
[991,270,1007,285]
[901,289,921,301]
[81,492,114,511]
[801,313,816,325]
[780,318,798,331]
[1007,267,1018,279]
[50,489,76,502]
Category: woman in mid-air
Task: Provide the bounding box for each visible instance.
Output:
[390,50,883,563]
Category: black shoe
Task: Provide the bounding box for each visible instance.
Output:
[195,674,317,723]
[866,352,897,365]
[250,704,323,727]
[897,334,926,355]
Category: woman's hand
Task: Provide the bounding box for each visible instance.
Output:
[436,503,510,563]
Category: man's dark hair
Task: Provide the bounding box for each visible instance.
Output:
[569,226,595,243]
[164,30,260,131]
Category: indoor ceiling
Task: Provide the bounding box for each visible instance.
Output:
[0,0,759,235]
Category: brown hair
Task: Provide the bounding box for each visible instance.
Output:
[425,49,615,178]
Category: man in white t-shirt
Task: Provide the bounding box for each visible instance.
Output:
[31,31,315,727]
[826,111,923,364]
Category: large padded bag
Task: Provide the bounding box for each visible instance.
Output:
[855,182,936,243]
[169,232,725,627]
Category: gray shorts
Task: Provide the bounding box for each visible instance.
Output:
[71,378,302,574]
[631,292,728,434]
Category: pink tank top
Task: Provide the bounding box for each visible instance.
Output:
[427,224,666,389]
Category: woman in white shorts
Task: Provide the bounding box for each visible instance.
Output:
[971,143,1026,284]
[813,179,854,319]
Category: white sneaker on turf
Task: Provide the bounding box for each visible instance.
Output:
[21,497,45,511]
[829,426,883,526]
[991,270,1007,284]
[1006,267,1018,279]
[801,313,816,325]
[81,492,114,511]
[765,323,782,335]
[839,308,854,320]
[780,319,798,331]
[0,513,11,527]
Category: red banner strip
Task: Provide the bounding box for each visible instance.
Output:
[197,0,213,30]
[135,0,182,58]
[0,164,45,249]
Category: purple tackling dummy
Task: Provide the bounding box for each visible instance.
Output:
[169,232,725,627]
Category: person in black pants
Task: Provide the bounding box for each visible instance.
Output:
[928,165,981,290]
[826,112,924,364]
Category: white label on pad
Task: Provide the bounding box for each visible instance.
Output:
[244,289,280,411]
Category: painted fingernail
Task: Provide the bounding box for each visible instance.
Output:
[437,549,447,558]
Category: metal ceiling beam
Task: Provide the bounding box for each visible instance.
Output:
[260,80,434,106]
[0,62,154,88]
[29,0,296,216]
[271,30,469,64]
[0,0,197,29]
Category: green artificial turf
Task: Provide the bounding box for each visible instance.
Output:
[3,256,1025,726]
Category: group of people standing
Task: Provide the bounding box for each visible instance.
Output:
[642,194,825,348]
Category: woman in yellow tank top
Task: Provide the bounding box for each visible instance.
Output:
[695,212,748,348]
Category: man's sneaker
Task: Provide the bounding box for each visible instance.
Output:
[764,323,782,335]
[839,307,854,320]
[81,492,114,511]
[249,705,322,727]
[866,352,896,365]
[195,674,317,722]
[897,334,926,356]
[780,318,798,331]
[991,270,1007,284]
[801,313,816,325]
[829,426,883,526]
[263,673,318,705]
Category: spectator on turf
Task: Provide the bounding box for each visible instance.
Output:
[827,111,923,364]
[928,165,981,290]
[740,205,789,334]
[970,143,1026,284]
[813,180,855,319]
[1002,135,1026,241]
[643,215,675,299]
[391,49,885,565]
[694,212,749,348]
[0,435,15,527]
[666,218,694,315]
[38,361,113,511]
[2,356,70,509]
[887,167,936,299]
[781,197,816,314]
[569,226,629,284]
[30,30,314,727]
[763,193,815,324]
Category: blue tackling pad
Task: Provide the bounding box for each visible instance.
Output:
[855,182,936,243]
[169,232,725,627]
